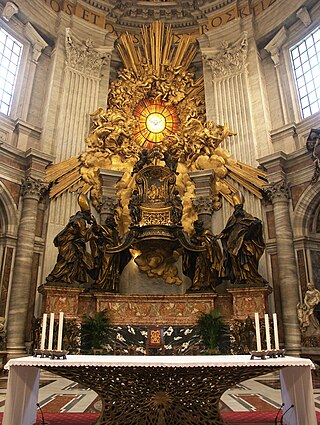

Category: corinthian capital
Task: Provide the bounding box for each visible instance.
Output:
[193,197,215,215]
[21,177,46,200]
[65,28,112,77]
[100,196,118,215]
[265,179,290,202]
[202,34,248,79]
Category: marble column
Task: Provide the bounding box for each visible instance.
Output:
[189,170,217,230]
[6,177,45,358]
[267,179,301,355]
[100,169,123,224]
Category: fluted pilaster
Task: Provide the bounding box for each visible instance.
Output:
[202,34,254,165]
[201,34,262,225]
[6,177,46,358]
[51,28,112,225]
[267,179,301,355]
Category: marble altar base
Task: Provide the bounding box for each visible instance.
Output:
[39,284,271,324]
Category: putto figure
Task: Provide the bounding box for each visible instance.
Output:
[128,189,142,225]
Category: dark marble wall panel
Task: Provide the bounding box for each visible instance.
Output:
[25,253,40,342]
[0,247,13,316]
[311,250,320,289]
[102,325,202,355]
[297,249,308,295]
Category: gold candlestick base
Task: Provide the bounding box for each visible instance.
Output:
[250,349,285,360]
[33,349,68,360]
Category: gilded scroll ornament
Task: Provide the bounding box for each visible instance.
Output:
[134,246,182,286]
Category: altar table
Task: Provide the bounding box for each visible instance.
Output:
[3,355,317,425]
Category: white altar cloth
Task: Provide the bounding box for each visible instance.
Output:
[3,354,317,425]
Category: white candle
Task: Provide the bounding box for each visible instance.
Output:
[57,312,64,351]
[40,313,47,350]
[265,313,271,351]
[273,312,280,350]
[48,313,55,350]
[254,312,262,351]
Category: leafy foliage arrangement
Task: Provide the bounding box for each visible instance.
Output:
[197,308,230,354]
[81,310,111,353]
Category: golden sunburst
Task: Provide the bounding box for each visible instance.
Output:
[133,99,180,148]
[45,20,267,215]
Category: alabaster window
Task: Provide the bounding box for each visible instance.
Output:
[0,27,23,115]
[290,26,320,119]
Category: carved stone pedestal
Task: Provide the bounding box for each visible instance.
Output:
[39,285,86,319]
[227,286,271,320]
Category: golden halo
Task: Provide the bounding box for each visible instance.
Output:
[146,112,166,133]
[133,99,180,148]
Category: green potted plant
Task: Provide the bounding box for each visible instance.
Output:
[81,310,111,354]
[197,308,230,354]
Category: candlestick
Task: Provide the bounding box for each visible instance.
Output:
[57,312,64,351]
[264,313,271,350]
[254,312,262,351]
[273,312,280,350]
[40,313,47,350]
[48,312,55,350]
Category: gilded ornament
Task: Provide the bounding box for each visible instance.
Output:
[45,21,267,230]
